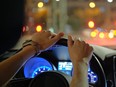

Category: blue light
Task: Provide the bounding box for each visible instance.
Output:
[43,0,49,3]
[24,57,53,78]
[31,66,52,78]
[88,70,98,84]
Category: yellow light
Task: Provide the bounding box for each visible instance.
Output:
[113,30,116,36]
[38,2,44,8]
[99,32,105,39]
[36,25,42,32]
[88,21,95,28]
[108,32,114,39]
[89,2,96,8]
[90,31,97,37]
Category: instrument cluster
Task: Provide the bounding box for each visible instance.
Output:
[23,56,99,86]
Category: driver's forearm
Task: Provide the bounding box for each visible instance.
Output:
[70,62,89,87]
[0,45,36,86]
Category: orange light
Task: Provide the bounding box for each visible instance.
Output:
[36,25,42,32]
[88,21,95,28]
[90,31,97,37]
[99,32,105,39]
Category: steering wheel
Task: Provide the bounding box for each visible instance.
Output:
[29,38,107,87]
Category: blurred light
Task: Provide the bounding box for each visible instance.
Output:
[107,0,113,3]
[94,29,99,33]
[43,0,49,3]
[49,27,54,33]
[114,21,116,26]
[108,32,114,39]
[88,21,95,28]
[89,2,96,8]
[38,2,44,8]
[24,57,53,78]
[113,30,116,36]
[36,25,42,32]
[99,7,106,12]
[97,27,103,32]
[99,32,105,39]
[90,31,97,38]
[56,0,60,1]
[22,26,26,32]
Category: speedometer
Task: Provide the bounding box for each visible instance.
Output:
[32,66,52,78]
[24,57,54,78]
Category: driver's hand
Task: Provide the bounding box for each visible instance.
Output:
[67,35,93,66]
[31,30,64,52]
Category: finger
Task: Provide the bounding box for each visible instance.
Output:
[45,30,52,37]
[88,46,93,55]
[68,35,73,47]
[42,30,46,32]
[49,32,64,45]
[86,45,93,57]
[74,38,80,46]
[50,33,57,38]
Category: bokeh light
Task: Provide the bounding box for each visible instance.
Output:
[108,32,114,39]
[99,32,105,39]
[36,25,42,32]
[89,2,96,8]
[38,2,44,8]
[107,0,113,3]
[88,21,95,28]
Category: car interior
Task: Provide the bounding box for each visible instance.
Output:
[0,38,115,87]
[0,0,116,87]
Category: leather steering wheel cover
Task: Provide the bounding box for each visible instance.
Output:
[29,71,70,87]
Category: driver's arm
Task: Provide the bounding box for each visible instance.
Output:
[0,31,64,87]
[67,35,93,87]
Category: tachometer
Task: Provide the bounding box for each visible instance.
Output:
[88,68,98,84]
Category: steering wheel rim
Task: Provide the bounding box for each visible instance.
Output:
[30,38,107,87]
[29,71,71,87]
[56,38,107,87]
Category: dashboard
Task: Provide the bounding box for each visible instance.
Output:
[1,38,116,87]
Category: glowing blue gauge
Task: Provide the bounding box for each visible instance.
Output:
[71,65,98,84]
[32,66,52,78]
[24,57,53,78]
[88,68,98,84]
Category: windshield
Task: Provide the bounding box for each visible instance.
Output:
[20,0,116,49]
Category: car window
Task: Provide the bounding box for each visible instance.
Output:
[19,0,116,49]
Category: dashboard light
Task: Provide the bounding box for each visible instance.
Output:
[24,57,53,78]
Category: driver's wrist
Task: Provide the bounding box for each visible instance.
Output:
[22,40,41,56]
[73,61,88,75]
